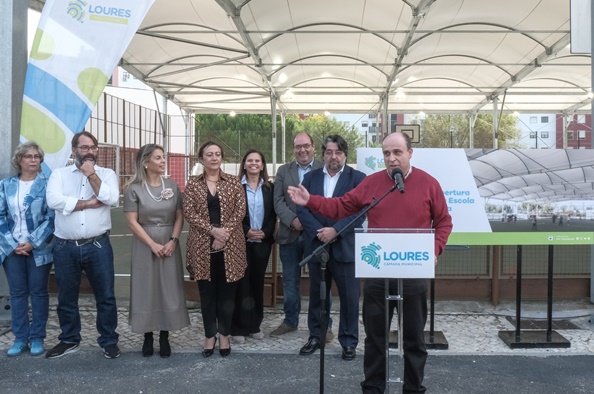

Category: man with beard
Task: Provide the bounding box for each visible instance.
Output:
[45,131,121,359]
[296,135,366,360]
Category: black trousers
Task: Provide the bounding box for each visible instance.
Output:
[197,252,237,338]
[307,256,360,348]
[361,278,428,394]
[231,242,272,336]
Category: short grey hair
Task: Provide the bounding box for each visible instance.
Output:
[12,141,45,173]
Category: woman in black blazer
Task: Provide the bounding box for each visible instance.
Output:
[231,150,276,342]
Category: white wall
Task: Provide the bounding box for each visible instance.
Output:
[516,114,557,149]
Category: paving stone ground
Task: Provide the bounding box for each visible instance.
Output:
[1,297,593,356]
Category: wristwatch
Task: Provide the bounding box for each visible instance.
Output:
[170,237,179,244]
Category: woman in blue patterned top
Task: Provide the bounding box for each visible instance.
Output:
[0,141,55,357]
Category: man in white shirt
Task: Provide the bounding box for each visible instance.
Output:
[45,131,121,359]
[296,135,366,360]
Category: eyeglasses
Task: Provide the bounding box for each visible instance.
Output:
[22,154,42,160]
[77,145,98,153]
[294,143,312,150]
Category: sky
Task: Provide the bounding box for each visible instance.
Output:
[27,10,41,52]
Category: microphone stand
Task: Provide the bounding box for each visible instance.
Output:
[299,182,401,394]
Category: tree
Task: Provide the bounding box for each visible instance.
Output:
[194,113,364,163]
[195,114,292,163]
[291,114,364,163]
[412,114,523,148]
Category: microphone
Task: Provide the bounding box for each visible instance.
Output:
[391,168,405,194]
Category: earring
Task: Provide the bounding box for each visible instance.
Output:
[144,166,147,169]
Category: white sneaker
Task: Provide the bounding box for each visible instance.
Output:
[232,335,245,344]
[250,331,265,340]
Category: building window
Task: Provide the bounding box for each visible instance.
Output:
[361,122,368,128]
[372,122,376,128]
[369,114,376,119]
[567,131,574,140]
[577,115,586,124]
[540,116,549,123]
[579,130,586,139]
[541,132,549,138]
[529,116,537,123]
[529,132,537,138]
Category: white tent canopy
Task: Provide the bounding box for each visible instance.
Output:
[467,149,594,203]
[29,0,594,116]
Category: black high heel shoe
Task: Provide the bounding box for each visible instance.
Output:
[202,337,217,358]
[219,336,231,358]
[142,332,154,357]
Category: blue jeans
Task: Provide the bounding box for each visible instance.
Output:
[53,235,119,348]
[3,253,51,343]
[279,237,304,328]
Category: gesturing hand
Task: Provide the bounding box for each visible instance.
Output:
[288,185,310,206]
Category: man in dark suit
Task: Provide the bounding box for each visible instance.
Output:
[297,135,366,360]
[271,133,324,336]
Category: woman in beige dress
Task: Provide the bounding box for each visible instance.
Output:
[124,144,189,358]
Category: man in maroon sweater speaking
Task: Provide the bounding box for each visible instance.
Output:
[288,132,452,394]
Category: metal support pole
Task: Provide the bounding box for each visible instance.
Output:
[317,250,329,394]
[515,245,522,342]
[161,95,169,175]
[0,0,28,324]
[546,245,554,342]
[384,279,391,392]
[468,113,477,149]
[492,97,499,149]
[429,279,436,342]
[562,113,568,149]
[499,245,569,349]
[383,96,389,139]
[281,111,286,164]
[591,0,594,149]
[385,278,403,393]
[271,95,277,175]
[591,244,594,304]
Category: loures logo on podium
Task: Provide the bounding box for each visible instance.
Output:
[361,242,382,269]
[361,241,431,269]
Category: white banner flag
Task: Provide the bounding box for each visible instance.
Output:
[21,0,155,171]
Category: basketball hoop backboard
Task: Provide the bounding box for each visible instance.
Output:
[394,124,420,143]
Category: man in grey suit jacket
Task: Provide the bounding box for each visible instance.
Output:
[271,132,323,336]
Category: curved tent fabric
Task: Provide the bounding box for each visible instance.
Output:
[466,149,594,203]
[29,0,592,115]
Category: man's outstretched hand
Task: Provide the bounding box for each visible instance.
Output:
[288,185,310,206]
